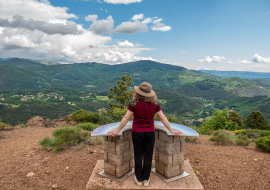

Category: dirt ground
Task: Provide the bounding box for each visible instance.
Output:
[1,127,270,190]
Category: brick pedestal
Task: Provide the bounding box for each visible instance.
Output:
[155,130,185,179]
[103,130,133,178]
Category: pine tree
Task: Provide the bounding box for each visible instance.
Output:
[245,110,269,130]
[105,75,134,121]
[228,110,243,130]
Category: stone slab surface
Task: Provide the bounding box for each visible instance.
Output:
[86,160,204,190]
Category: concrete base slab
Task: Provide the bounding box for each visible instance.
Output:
[86,160,204,190]
[98,168,135,183]
[151,168,190,183]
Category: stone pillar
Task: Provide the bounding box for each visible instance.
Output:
[155,130,185,179]
[103,130,133,178]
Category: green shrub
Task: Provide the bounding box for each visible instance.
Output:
[210,130,235,145]
[76,123,100,131]
[0,122,8,131]
[255,136,270,153]
[39,126,91,153]
[185,136,200,143]
[247,130,270,138]
[231,129,246,135]
[235,134,250,146]
[71,109,100,123]
[20,123,27,128]
[201,109,236,134]
[39,137,54,149]
[205,130,214,135]
[89,136,104,145]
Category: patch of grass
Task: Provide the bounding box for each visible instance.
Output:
[96,96,109,101]
[255,136,270,153]
[235,134,250,146]
[90,136,104,145]
[210,130,236,145]
[39,126,103,153]
[20,123,27,128]
[39,137,53,149]
[247,130,270,138]
[185,137,200,143]
[0,122,8,131]
[76,122,100,131]
[39,126,91,153]
[0,132,5,138]
[77,145,84,150]
[205,130,214,135]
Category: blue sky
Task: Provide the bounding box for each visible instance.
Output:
[0,0,270,71]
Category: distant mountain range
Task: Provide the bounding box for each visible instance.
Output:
[1,57,270,99]
[1,57,270,124]
[200,70,270,80]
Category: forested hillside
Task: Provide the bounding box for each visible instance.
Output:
[215,95,270,120]
[1,57,270,125]
[0,88,204,125]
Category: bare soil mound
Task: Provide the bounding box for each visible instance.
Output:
[26,114,77,128]
[0,128,270,190]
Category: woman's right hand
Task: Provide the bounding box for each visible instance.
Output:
[108,130,119,137]
[171,129,184,136]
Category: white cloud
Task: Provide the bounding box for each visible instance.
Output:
[89,15,114,35]
[95,50,156,64]
[118,40,134,47]
[85,14,98,22]
[141,18,153,24]
[115,20,147,34]
[152,23,171,32]
[252,53,270,63]
[0,0,157,64]
[104,0,142,5]
[182,51,186,54]
[198,56,226,63]
[131,14,144,20]
[153,18,163,24]
[0,15,80,35]
[0,0,77,21]
[238,59,251,64]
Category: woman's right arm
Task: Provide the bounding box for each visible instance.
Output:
[156,110,184,136]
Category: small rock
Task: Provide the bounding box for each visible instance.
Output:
[25,155,30,157]
[89,150,94,154]
[52,184,58,189]
[100,151,104,154]
[94,150,97,153]
[47,147,52,152]
[65,167,69,170]
[216,175,221,179]
[197,171,200,175]
[195,160,200,163]
[254,159,258,162]
[26,172,35,177]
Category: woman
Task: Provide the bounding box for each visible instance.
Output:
[108,82,183,186]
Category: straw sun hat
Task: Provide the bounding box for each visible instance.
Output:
[134,82,156,97]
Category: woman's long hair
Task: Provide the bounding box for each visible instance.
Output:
[132,91,157,104]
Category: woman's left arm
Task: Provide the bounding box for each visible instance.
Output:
[108,110,133,137]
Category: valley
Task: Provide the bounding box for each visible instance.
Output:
[1,57,270,126]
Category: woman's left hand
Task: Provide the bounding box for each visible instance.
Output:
[171,129,184,136]
[108,130,119,137]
